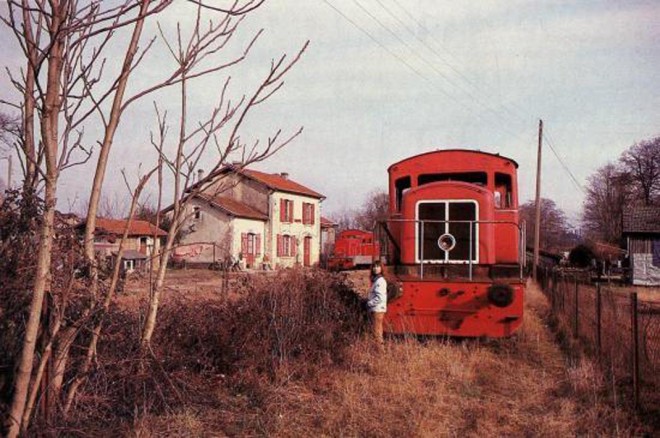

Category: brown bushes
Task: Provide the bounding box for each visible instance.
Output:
[61,268,365,431]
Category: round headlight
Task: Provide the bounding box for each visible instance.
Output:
[437,233,456,252]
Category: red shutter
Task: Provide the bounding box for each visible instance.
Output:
[280,199,285,222]
[292,237,298,257]
[302,203,307,224]
[288,201,294,223]
[277,234,283,257]
[256,234,261,256]
[241,233,248,254]
[310,204,315,225]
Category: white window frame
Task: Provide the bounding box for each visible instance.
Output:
[415,199,479,264]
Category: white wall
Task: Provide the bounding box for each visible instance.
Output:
[268,191,322,268]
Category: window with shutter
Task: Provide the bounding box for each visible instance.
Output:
[277,234,283,257]
[241,233,248,254]
[310,204,315,225]
[280,199,286,222]
[256,234,262,256]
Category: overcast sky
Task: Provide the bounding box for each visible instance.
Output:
[1,1,659,225]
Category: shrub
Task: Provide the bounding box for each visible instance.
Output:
[569,244,595,268]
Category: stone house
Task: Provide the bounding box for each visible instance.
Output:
[88,218,167,273]
[175,165,325,269]
[623,206,660,286]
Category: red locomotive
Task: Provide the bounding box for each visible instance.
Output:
[379,149,525,337]
[328,229,380,270]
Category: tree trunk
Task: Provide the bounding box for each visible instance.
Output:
[83,0,151,268]
[6,6,65,432]
[6,182,57,437]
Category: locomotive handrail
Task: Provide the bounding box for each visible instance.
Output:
[376,218,525,280]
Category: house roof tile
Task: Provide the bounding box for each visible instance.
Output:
[320,216,337,227]
[623,206,660,234]
[95,218,167,237]
[240,168,325,199]
[200,194,268,221]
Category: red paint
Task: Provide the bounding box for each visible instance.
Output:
[383,149,525,337]
[327,229,380,270]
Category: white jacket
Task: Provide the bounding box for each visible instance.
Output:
[367,276,387,313]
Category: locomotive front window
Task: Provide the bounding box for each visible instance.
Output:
[418,172,487,187]
[418,203,446,260]
[417,200,478,264]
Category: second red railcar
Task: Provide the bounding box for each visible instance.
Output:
[328,229,380,270]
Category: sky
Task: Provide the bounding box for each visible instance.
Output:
[1,0,659,225]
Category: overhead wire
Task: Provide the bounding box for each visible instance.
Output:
[329,0,531,142]
[543,130,585,193]
[374,0,531,128]
[323,0,586,193]
[320,0,441,94]
[381,0,588,191]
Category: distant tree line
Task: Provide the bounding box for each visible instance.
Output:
[582,136,660,244]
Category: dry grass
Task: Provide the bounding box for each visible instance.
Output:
[126,278,646,436]
[606,285,660,303]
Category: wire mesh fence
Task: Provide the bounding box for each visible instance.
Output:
[537,266,660,418]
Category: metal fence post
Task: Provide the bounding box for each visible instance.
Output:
[596,283,602,357]
[574,276,579,338]
[631,292,639,411]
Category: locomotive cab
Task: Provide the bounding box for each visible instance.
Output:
[379,150,525,337]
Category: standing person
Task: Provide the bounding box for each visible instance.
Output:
[366,260,387,350]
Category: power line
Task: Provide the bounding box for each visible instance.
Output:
[324,0,585,198]
[385,0,532,126]
[320,0,435,90]
[543,130,585,193]
[325,0,530,143]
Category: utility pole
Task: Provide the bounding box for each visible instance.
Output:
[533,119,543,281]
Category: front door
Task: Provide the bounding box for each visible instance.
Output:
[246,234,256,267]
[304,236,312,267]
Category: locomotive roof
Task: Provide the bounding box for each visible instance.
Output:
[387,149,519,171]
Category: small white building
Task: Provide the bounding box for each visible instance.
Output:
[175,166,325,269]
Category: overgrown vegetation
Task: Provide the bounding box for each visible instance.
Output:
[50,269,365,434]
[8,270,645,436]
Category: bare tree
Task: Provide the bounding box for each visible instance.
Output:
[619,136,660,206]
[519,198,574,252]
[1,0,307,433]
[582,163,632,244]
[1,1,172,434]
[139,8,308,348]
[354,189,389,231]
[0,112,20,152]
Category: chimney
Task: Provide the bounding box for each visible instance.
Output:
[197,169,204,182]
[280,172,289,180]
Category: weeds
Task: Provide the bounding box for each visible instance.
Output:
[36,271,651,436]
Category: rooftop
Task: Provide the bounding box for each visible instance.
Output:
[200,194,268,221]
[94,218,167,237]
[623,206,660,234]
